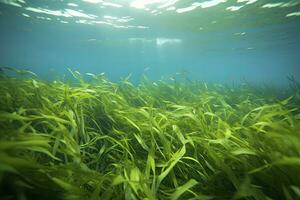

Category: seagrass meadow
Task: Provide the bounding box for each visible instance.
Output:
[0,69,299,200]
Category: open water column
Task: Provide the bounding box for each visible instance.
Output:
[0,0,300,199]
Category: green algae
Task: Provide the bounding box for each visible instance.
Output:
[0,70,299,200]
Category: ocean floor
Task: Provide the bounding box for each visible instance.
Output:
[0,69,300,200]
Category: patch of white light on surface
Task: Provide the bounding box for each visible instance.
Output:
[67,3,78,7]
[286,11,300,17]
[234,32,246,35]
[262,1,300,8]
[0,0,25,7]
[117,17,134,22]
[102,2,123,8]
[103,15,134,24]
[226,6,243,11]
[25,7,71,17]
[25,7,97,19]
[176,0,227,13]
[157,0,180,9]
[135,25,149,29]
[60,20,69,23]
[82,0,103,4]
[237,0,258,5]
[261,3,283,8]
[156,38,181,46]
[36,16,52,20]
[281,1,300,7]
[130,0,170,9]
[119,16,135,22]
[197,0,227,9]
[114,25,129,28]
[21,13,30,17]
[92,20,110,25]
[73,18,148,29]
[104,15,118,19]
[65,9,97,19]
[75,19,93,25]
[176,4,198,13]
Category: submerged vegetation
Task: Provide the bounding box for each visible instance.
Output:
[0,69,300,200]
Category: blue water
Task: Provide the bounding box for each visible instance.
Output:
[0,0,300,85]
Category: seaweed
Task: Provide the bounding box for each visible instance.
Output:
[0,69,299,200]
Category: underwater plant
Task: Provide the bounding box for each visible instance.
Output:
[0,69,299,200]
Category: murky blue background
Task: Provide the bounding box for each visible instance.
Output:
[0,0,300,85]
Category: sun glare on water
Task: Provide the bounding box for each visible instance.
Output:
[130,0,177,9]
